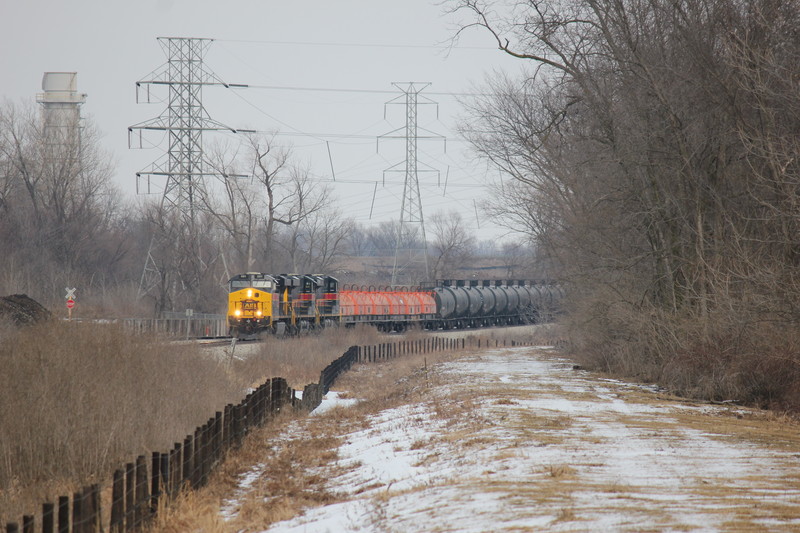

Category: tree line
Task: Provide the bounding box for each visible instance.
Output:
[453,0,800,408]
[0,102,530,316]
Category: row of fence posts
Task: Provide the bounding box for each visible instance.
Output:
[4,378,292,533]
[304,336,528,412]
[4,335,531,532]
[120,318,228,339]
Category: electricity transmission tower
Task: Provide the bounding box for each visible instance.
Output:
[379,82,442,286]
[128,37,244,309]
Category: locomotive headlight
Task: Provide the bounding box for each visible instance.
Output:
[234,309,241,317]
[247,289,253,298]
[256,310,262,316]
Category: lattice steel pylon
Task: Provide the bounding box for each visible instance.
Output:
[128,37,240,305]
[379,82,442,286]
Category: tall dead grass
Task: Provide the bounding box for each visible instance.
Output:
[0,322,385,522]
[231,325,383,388]
[0,321,244,521]
[566,288,800,411]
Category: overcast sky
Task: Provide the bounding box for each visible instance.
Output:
[1,0,523,242]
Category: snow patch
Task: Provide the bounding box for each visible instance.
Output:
[221,347,800,532]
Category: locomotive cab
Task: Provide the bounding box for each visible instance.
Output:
[227,272,275,336]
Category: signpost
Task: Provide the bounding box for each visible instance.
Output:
[65,287,76,320]
[186,308,193,339]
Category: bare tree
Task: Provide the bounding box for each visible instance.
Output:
[366,220,401,257]
[449,0,800,406]
[428,210,475,279]
[275,165,329,272]
[345,223,371,256]
[0,99,121,298]
[203,139,260,277]
[291,205,354,273]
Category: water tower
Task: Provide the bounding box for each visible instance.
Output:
[36,72,87,153]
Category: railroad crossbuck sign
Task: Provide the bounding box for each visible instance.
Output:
[65,287,76,318]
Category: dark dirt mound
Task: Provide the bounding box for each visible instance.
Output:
[0,294,52,326]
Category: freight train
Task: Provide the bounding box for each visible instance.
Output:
[226,272,563,337]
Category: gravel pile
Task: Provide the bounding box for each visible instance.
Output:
[0,294,52,326]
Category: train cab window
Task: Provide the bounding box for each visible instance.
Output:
[229,280,250,292]
[229,275,273,293]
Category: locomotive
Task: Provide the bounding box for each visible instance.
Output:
[226,272,563,337]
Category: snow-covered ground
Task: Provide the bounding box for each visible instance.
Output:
[225,347,800,532]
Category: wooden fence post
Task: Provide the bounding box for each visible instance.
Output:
[198,423,207,487]
[71,491,82,533]
[111,469,124,533]
[169,444,180,496]
[160,452,170,501]
[124,462,134,531]
[203,420,212,484]
[192,426,203,487]
[233,403,242,446]
[22,516,33,533]
[232,403,241,446]
[182,435,192,488]
[206,421,214,485]
[222,404,231,451]
[42,502,54,533]
[151,451,161,513]
[243,392,252,432]
[253,386,262,426]
[58,495,69,533]
[134,455,149,528]
[213,411,222,462]
[85,484,100,533]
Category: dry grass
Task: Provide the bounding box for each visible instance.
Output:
[0,319,395,526]
[0,319,583,529]
[144,407,336,533]
[545,464,578,479]
[231,325,382,388]
[0,320,248,522]
[144,346,468,532]
[566,290,800,414]
[144,488,230,533]
[146,344,800,531]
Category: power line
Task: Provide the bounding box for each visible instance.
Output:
[216,38,497,51]
[230,83,491,98]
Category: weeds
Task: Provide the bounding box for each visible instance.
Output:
[0,321,383,522]
[566,292,800,413]
[0,320,247,520]
[232,325,382,388]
